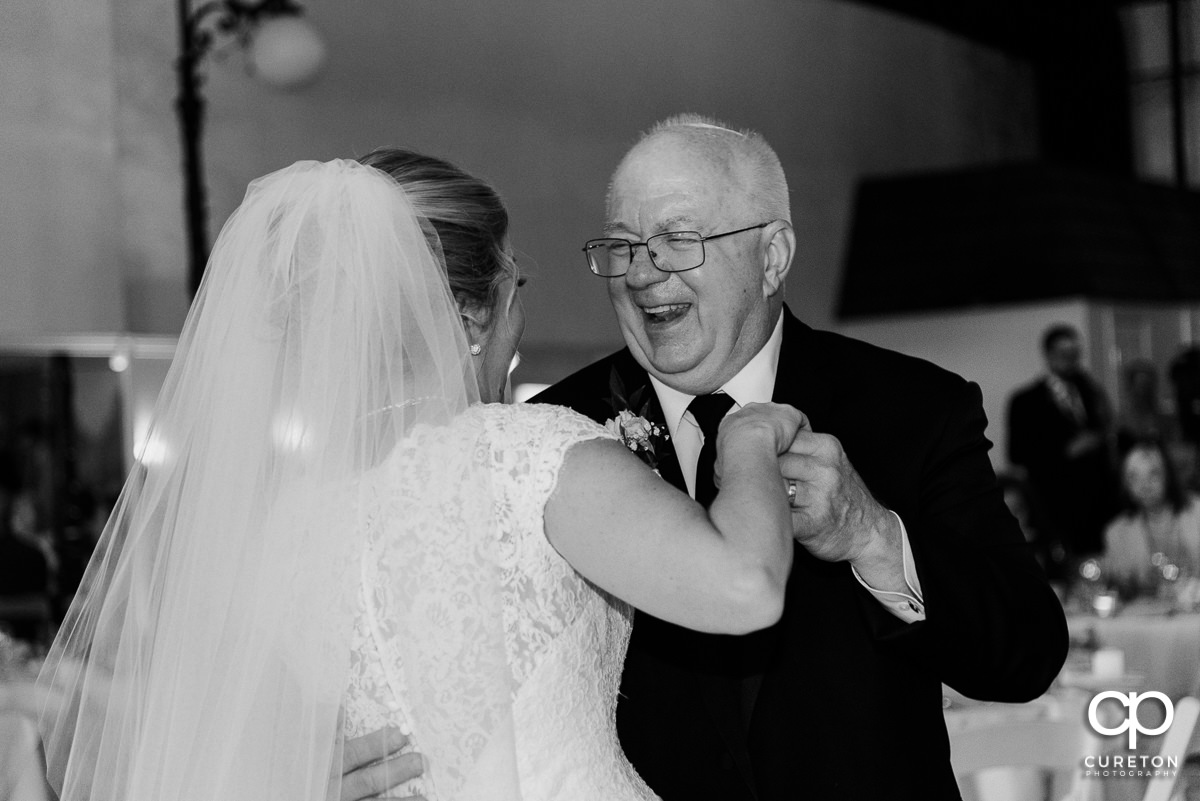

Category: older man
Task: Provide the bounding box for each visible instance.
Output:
[535,115,1068,799]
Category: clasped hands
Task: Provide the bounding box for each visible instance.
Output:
[716,403,906,591]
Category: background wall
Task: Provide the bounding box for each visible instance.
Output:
[2,0,1037,375]
[841,300,1090,471]
[1,1,127,333]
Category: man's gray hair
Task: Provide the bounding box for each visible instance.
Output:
[633,113,791,223]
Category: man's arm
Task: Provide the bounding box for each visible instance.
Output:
[779,430,923,620]
[781,379,1067,701]
[895,379,1067,700]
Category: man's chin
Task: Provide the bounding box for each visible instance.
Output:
[632,346,726,395]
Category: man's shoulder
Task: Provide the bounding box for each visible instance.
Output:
[531,349,632,402]
[794,321,968,394]
[530,348,638,423]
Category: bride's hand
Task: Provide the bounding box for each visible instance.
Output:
[715,402,809,460]
[335,726,427,801]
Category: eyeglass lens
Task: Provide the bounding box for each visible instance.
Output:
[586,232,704,276]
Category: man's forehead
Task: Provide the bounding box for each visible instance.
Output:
[606,173,740,233]
[607,138,745,224]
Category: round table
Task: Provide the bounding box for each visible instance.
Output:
[1066,606,1200,700]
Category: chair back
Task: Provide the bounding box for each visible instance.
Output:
[951,717,1086,801]
[1142,696,1200,801]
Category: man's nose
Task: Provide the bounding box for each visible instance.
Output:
[624,244,668,289]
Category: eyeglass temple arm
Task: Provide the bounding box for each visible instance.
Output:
[700,221,771,244]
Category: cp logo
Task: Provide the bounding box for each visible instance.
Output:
[1088,691,1174,748]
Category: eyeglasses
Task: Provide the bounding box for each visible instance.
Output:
[581,222,774,278]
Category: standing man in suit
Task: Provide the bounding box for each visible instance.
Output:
[1008,324,1117,559]
[535,114,1068,799]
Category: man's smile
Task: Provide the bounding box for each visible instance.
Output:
[639,302,691,325]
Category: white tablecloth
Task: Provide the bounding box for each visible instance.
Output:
[1067,608,1200,700]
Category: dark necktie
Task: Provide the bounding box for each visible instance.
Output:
[688,393,737,508]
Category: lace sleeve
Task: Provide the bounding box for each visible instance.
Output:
[481,403,617,556]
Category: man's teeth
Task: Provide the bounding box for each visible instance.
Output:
[643,304,687,315]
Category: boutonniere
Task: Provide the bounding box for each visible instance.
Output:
[605,366,669,471]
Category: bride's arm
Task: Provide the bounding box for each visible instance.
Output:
[544,402,799,635]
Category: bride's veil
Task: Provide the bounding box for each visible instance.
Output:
[36,160,519,800]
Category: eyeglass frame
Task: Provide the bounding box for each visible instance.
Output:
[581,221,777,278]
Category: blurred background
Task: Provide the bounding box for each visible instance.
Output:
[3,1,1200,797]
[3,0,1199,621]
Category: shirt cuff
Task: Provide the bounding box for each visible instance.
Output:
[851,511,926,623]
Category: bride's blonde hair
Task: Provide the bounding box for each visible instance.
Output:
[358,148,515,323]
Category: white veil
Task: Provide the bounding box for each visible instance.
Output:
[36,160,518,800]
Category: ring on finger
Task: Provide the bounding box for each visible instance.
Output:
[785,479,798,507]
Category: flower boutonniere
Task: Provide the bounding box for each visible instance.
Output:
[604,366,669,471]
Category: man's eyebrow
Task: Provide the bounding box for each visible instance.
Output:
[602,215,697,237]
[658,215,696,232]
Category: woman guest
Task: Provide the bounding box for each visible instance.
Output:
[1102,439,1200,596]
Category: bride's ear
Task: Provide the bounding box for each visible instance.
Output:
[460,304,493,349]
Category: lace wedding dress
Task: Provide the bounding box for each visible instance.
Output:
[343,403,658,801]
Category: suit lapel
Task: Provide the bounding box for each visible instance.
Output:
[605,350,685,490]
[643,394,684,493]
[774,310,833,430]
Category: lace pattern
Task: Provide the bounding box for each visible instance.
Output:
[343,403,657,800]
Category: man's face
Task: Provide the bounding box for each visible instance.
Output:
[604,137,776,396]
[1046,335,1082,378]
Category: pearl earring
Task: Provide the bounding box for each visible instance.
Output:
[469,343,482,356]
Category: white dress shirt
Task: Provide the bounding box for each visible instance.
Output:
[647,312,926,623]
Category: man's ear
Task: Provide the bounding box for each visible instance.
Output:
[761,221,796,298]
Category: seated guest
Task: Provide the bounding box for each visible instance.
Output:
[1101,439,1200,596]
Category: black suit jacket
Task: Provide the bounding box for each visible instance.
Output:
[1008,376,1116,554]
[534,309,1068,800]
[1008,374,1109,477]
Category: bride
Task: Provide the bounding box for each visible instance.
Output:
[36,152,800,801]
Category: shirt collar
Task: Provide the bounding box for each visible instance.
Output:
[649,311,785,431]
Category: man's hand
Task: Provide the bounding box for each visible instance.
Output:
[336,727,426,801]
[779,429,907,593]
